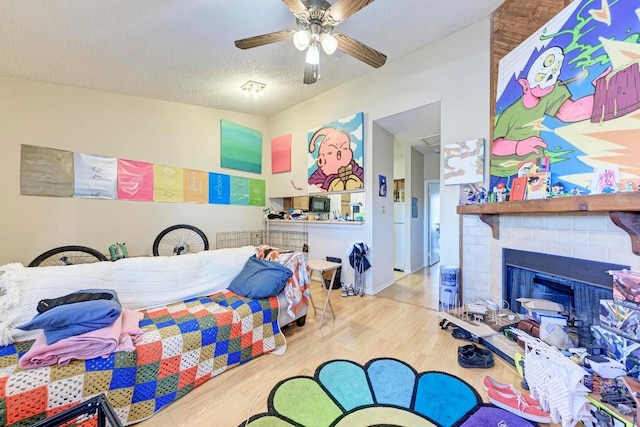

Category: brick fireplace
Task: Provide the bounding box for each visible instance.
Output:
[502,248,628,345]
[461,211,640,307]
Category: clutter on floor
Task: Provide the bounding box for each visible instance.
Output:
[458,343,494,369]
[441,269,640,426]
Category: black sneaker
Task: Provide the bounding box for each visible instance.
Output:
[458,345,494,368]
[458,344,492,358]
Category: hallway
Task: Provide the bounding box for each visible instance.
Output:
[377,264,441,311]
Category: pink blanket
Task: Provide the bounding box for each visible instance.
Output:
[19,309,144,369]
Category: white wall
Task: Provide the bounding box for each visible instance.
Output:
[0,18,493,278]
[424,151,440,181]
[0,78,268,264]
[268,18,492,291]
[409,147,425,272]
[371,123,395,290]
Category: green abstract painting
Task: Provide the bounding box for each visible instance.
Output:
[249,179,265,206]
[220,120,263,173]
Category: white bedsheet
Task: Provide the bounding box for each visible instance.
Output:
[0,246,257,345]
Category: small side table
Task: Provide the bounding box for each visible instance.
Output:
[307,259,341,329]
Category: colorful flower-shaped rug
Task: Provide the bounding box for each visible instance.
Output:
[242,357,538,427]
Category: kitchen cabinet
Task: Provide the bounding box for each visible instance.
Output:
[293,196,309,211]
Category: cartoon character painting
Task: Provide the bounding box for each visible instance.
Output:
[307,112,364,193]
[493,46,609,158]
[491,0,640,196]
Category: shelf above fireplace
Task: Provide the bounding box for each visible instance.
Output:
[456,193,640,255]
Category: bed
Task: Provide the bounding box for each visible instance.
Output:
[0,245,309,426]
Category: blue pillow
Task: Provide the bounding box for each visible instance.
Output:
[228,255,293,299]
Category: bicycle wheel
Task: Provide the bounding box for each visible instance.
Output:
[152,224,209,256]
[28,245,108,267]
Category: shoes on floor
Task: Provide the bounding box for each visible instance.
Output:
[486,387,551,423]
[459,344,491,358]
[451,327,473,341]
[482,376,540,407]
[342,285,356,297]
[457,344,494,369]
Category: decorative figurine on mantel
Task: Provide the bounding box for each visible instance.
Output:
[464,186,478,205]
[550,182,565,198]
[477,184,488,203]
[493,183,508,202]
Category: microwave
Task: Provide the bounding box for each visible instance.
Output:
[309,196,331,213]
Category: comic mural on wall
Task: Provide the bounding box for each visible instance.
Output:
[307,112,365,194]
[490,0,640,200]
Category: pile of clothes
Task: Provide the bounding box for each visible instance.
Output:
[17,289,144,368]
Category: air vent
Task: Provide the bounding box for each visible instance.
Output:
[420,134,441,147]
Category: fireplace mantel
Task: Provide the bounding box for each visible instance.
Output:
[457,193,640,255]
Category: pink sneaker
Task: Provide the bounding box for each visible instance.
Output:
[483,376,540,407]
[487,387,551,423]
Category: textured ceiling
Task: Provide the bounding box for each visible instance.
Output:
[0,0,504,118]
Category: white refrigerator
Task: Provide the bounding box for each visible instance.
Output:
[393,202,405,271]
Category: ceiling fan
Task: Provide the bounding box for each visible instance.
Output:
[234,0,387,84]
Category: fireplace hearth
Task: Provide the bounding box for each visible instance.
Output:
[503,249,629,345]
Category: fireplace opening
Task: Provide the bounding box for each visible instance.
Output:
[503,249,629,346]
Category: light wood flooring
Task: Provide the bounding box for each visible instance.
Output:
[138,266,554,427]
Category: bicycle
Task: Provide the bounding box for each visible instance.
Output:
[28,245,110,267]
[152,224,209,256]
[28,224,209,267]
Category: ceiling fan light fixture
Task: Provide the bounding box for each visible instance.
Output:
[293,30,311,51]
[305,43,320,65]
[319,33,338,55]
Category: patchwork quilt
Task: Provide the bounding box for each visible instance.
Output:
[0,291,286,426]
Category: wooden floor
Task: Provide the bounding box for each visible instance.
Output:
[138,266,554,427]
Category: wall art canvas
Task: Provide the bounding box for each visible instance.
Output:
[183,169,209,203]
[249,179,266,206]
[208,172,230,205]
[443,138,485,186]
[20,145,74,197]
[379,175,387,197]
[73,152,117,199]
[220,119,263,174]
[271,134,291,173]
[307,112,364,193]
[117,159,154,201]
[153,164,184,202]
[230,176,249,205]
[490,0,640,196]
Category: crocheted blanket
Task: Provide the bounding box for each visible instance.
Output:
[0,291,285,426]
[255,245,310,318]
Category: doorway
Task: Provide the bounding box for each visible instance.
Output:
[425,180,440,266]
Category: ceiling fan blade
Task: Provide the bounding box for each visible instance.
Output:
[282,0,310,20]
[235,29,296,50]
[333,33,386,68]
[325,0,375,25]
[303,62,319,84]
